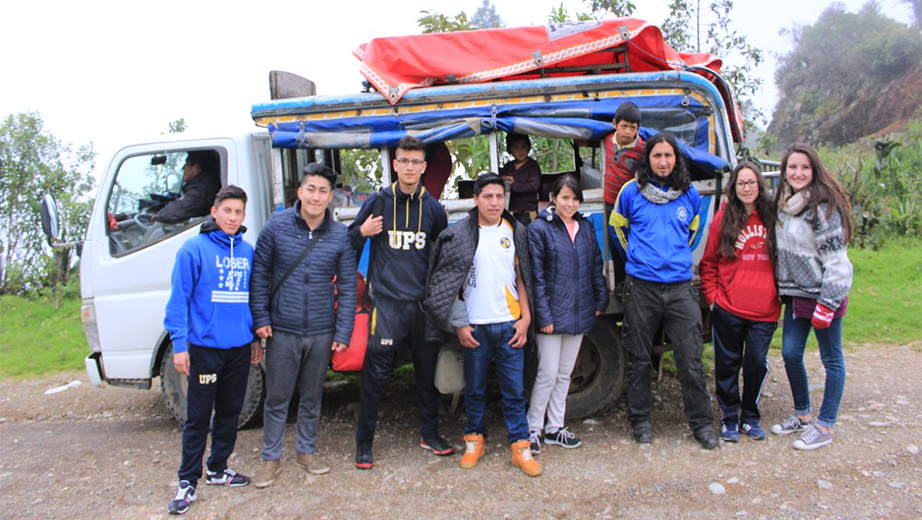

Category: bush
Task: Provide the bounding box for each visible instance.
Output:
[821,117,922,248]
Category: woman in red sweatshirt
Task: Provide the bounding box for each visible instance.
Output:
[700,161,780,443]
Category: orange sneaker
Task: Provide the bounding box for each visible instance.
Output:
[459,434,485,469]
[511,439,542,476]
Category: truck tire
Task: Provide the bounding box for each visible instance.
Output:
[564,320,625,420]
[159,342,266,429]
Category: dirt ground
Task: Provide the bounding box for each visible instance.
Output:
[1,344,920,520]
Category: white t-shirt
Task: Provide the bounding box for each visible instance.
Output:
[463,219,521,324]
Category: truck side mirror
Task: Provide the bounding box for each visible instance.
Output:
[40,193,60,244]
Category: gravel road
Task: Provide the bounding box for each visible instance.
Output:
[1,344,920,519]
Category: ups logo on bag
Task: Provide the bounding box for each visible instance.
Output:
[199,373,218,385]
[388,230,427,250]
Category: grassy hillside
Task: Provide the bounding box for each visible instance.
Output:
[0,296,87,378]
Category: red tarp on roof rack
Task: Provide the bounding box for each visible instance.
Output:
[354,19,723,105]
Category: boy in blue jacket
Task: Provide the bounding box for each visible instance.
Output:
[163,185,262,515]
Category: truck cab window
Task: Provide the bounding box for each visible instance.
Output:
[106,150,223,256]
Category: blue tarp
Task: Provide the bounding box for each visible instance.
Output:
[265,94,729,174]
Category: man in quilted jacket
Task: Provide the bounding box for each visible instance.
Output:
[424,173,541,477]
[249,163,357,486]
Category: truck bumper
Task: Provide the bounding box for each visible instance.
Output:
[85,353,104,387]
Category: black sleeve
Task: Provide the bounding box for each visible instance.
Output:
[155,175,220,223]
[348,193,377,253]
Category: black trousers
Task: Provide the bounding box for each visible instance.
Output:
[622,275,713,432]
[178,344,250,486]
[356,297,440,443]
[711,304,775,425]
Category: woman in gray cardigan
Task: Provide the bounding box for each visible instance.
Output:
[771,143,854,450]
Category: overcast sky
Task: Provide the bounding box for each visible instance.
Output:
[1,0,912,178]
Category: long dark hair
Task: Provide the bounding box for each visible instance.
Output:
[774,143,854,241]
[635,133,690,193]
[719,162,775,259]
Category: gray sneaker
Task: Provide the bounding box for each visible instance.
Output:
[793,424,833,450]
[771,415,811,435]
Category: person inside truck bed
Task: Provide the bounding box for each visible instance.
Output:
[500,133,541,227]
[603,102,644,287]
[155,150,222,223]
[609,132,719,450]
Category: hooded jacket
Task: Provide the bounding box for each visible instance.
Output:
[249,203,357,345]
[529,207,609,335]
[348,183,448,302]
[164,218,255,353]
[424,208,534,343]
[699,209,781,322]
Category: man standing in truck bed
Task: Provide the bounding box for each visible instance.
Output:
[349,135,451,469]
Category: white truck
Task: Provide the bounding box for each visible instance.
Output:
[42,23,744,427]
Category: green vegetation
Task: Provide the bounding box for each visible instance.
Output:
[844,238,922,346]
[0,294,87,378]
[1,112,96,294]
[821,118,922,247]
[768,2,921,147]
[763,238,922,352]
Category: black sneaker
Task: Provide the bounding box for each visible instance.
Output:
[205,468,250,487]
[694,428,719,450]
[544,428,582,449]
[529,431,541,455]
[420,435,454,456]
[355,441,374,469]
[633,425,652,444]
[167,480,196,515]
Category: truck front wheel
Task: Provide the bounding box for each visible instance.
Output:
[564,320,625,420]
[159,342,266,429]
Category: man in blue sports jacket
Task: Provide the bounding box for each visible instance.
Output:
[163,185,262,515]
[609,133,719,450]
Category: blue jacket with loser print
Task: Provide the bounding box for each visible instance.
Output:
[164,218,256,353]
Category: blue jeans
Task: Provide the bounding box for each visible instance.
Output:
[463,321,530,444]
[781,302,846,429]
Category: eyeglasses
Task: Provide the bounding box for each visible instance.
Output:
[736,180,758,189]
[396,158,424,166]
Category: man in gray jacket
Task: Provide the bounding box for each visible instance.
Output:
[249,163,356,487]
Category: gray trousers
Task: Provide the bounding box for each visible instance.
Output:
[262,330,333,460]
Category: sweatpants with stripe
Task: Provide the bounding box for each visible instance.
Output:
[178,343,250,487]
[356,296,440,444]
[711,304,776,426]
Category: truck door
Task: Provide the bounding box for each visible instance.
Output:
[88,139,236,380]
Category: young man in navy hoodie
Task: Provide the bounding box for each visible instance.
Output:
[350,135,450,469]
[163,185,262,515]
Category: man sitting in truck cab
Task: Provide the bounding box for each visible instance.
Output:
[155,150,222,223]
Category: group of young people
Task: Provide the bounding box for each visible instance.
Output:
[161,113,853,514]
